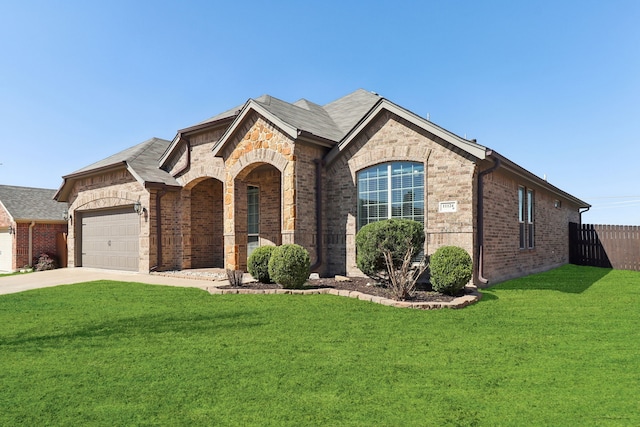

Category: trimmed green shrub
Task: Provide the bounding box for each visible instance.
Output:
[268,244,310,289]
[247,246,276,283]
[355,219,425,281]
[429,246,472,295]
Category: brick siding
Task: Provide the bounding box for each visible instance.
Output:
[325,111,476,276]
[67,104,583,284]
[9,222,67,270]
[482,169,580,283]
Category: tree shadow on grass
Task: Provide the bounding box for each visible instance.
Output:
[1,311,263,348]
[489,264,613,294]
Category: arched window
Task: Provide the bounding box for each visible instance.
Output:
[357,162,424,229]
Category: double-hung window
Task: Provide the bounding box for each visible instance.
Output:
[357,162,424,229]
[518,186,535,249]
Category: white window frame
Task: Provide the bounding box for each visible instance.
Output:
[357,162,425,229]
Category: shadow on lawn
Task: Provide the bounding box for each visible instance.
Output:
[1,311,263,348]
[488,264,613,294]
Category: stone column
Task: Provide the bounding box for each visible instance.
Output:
[281,158,296,244]
[223,173,238,270]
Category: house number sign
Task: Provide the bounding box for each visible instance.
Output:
[438,201,458,213]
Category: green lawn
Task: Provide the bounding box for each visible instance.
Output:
[0,265,638,426]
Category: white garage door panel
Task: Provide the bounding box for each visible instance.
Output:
[81,209,140,271]
[0,231,12,272]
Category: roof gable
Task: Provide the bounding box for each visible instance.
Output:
[209,90,381,157]
[55,138,179,202]
[0,185,67,221]
[324,98,488,165]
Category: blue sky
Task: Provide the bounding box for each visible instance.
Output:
[1,0,638,224]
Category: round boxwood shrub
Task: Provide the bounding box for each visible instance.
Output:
[355,219,424,280]
[247,246,276,283]
[429,246,472,295]
[268,244,311,289]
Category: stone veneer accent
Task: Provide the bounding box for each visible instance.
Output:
[66,169,151,272]
[220,115,298,270]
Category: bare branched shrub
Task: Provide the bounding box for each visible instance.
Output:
[226,269,244,287]
[35,253,58,271]
[382,243,428,300]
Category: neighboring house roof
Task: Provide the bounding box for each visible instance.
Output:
[55,137,179,202]
[0,185,67,222]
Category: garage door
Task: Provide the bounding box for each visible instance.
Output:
[0,231,12,272]
[81,208,140,271]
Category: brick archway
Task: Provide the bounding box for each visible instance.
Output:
[180,177,224,269]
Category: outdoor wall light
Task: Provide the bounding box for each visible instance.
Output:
[63,211,69,221]
[7,225,14,235]
[134,201,143,215]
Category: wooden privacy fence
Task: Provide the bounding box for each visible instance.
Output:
[569,223,640,271]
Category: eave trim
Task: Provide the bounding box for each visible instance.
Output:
[324,99,488,165]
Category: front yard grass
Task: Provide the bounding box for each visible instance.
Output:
[0,265,638,426]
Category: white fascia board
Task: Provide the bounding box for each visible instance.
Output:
[211,100,298,157]
[325,100,487,165]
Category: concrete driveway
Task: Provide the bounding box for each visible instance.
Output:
[0,268,222,296]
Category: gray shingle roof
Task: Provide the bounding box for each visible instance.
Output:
[197,104,243,126]
[323,89,382,135]
[0,185,67,221]
[194,89,381,145]
[253,95,345,141]
[66,137,179,187]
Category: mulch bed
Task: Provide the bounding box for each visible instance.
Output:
[219,276,460,303]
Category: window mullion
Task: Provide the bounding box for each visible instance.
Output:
[387,164,392,219]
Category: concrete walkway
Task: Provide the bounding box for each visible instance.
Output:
[0,268,223,296]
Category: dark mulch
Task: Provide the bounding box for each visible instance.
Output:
[219,276,459,302]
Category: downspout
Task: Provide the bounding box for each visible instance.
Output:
[579,206,590,224]
[310,159,324,272]
[477,151,500,285]
[28,221,36,267]
[150,189,167,271]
